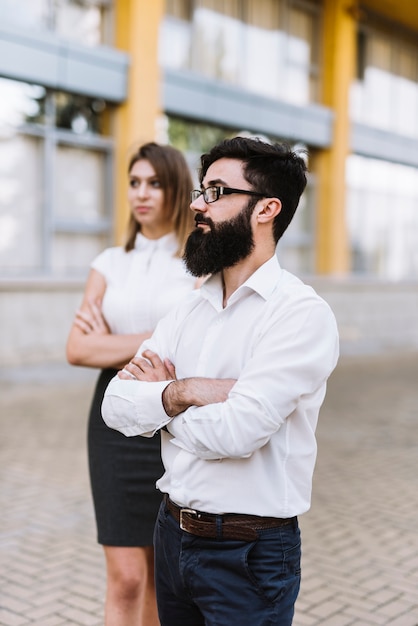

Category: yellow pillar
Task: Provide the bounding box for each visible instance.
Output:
[313,0,357,274]
[112,0,165,244]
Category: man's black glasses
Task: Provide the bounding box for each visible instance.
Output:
[191,186,266,204]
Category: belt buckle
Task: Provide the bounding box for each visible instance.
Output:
[179,508,198,532]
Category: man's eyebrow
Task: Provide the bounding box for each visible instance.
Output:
[203,178,228,188]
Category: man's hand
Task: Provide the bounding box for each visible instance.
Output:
[118,352,236,419]
[119,350,176,382]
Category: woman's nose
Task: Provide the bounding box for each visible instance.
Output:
[137,182,149,198]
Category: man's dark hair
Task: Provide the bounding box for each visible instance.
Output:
[199,136,308,243]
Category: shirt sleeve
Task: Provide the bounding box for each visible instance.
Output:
[90,247,115,277]
[100,306,180,436]
[101,376,173,437]
[166,299,339,460]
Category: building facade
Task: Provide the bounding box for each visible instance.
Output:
[1,0,418,367]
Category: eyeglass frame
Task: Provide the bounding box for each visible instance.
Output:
[190,186,266,204]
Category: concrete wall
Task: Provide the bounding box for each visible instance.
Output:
[307,277,418,355]
[1,278,418,370]
[0,279,85,368]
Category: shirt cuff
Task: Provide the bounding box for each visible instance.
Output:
[101,377,173,437]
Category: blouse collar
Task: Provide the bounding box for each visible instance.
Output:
[134,231,177,253]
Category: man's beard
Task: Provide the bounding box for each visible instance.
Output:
[183,201,255,277]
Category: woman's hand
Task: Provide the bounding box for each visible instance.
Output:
[73,299,110,335]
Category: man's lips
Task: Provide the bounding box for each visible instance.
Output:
[194,213,212,228]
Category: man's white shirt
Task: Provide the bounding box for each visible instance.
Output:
[102,255,339,518]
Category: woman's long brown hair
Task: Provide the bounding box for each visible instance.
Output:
[124,142,194,256]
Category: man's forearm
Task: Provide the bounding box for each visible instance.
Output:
[162,377,236,417]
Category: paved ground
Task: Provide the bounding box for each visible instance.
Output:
[1,352,418,625]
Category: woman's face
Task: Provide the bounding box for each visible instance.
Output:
[128,159,171,239]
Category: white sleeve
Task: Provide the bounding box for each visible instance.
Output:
[101,377,173,437]
[100,308,178,436]
[90,247,114,277]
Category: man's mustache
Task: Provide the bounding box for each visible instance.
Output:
[194,213,214,228]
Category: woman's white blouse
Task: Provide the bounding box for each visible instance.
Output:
[91,232,195,335]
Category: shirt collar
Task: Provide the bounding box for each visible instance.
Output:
[201,254,282,309]
[242,254,282,300]
[134,231,177,252]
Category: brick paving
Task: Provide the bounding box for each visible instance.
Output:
[1,352,418,625]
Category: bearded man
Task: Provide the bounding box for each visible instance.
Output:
[102,136,339,626]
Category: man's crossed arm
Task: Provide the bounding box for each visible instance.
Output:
[119,349,236,417]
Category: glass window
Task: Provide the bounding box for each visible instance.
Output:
[54,145,106,223]
[0,77,113,278]
[0,0,48,30]
[160,0,321,105]
[0,135,43,274]
[165,115,241,181]
[0,79,46,130]
[346,155,418,279]
[351,24,418,138]
[393,41,418,136]
[243,0,283,98]
[286,7,317,105]
[55,92,107,135]
[0,0,111,46]
[53,0,107,46]
[191,0,242,82]
[161,0,193,70]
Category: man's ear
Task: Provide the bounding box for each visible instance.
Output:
[256,198,282,223]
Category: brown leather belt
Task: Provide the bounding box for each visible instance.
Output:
[164,495,296,541]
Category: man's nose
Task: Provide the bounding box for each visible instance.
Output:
[190,194,207,213]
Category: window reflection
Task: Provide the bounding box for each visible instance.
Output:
[0,76,112,277]
[287,7,316,105]
[161,0,320,105]
[160,0,192,70]
[55,145,106,221]
[0,0,108,46]
[55,93,107,134]
[192,4,242,83]
[0,80,107,135]
[243,1,283,98]
[0,135,43,273]
[54,0,105,46]
[0,0,48,30]
[346,155,418,279]
[0,79,46,130]
[351,25,418,138]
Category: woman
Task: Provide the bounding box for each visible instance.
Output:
[66,142,196,625]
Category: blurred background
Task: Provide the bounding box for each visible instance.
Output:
[1,0,418,369]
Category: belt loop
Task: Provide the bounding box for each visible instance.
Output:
[216,515,223,539]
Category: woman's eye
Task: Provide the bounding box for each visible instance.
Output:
[151,180,161,188]
[129,179,138,187]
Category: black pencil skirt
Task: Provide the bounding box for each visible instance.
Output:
[87,368,164,546]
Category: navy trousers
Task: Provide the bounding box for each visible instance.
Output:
[154,499,301,626]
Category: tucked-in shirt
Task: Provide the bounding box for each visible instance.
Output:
[102,255,339,518]
[91,232,195,334]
